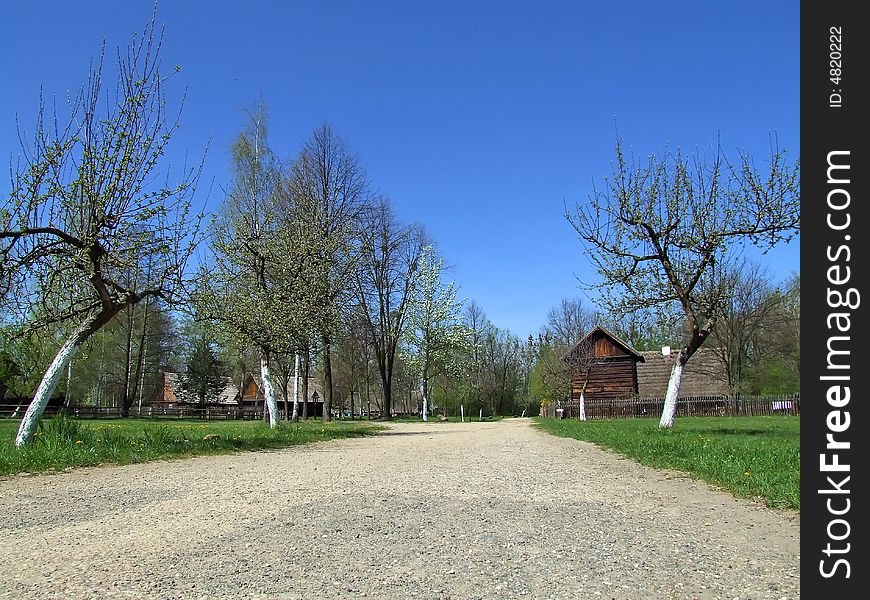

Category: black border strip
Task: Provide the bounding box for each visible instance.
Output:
[801,2,868,595]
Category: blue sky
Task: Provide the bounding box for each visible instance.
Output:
[0,1,799,339]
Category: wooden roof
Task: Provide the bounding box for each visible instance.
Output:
[565,326,646,363]
[239,373,323,404]
[153,372,240,406]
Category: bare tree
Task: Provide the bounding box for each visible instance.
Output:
[567,137,799,427]
[703,258,779,397]
[1,12,205,446]
[353,199,427,420]
[544,298,598,348]
[285,124,370,421]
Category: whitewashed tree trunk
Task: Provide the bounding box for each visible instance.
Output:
[659,361,685,428]
[260,355,279,428]
[479,408,482,421]
[292,353,300,421]
[15,317,96,447]
[421,381,428,422]
[460,404,464,422]
[521,409,526,417]
[578,392,587,421]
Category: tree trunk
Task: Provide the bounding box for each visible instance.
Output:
[302,351,310,420]
[578,376,590,421]
[121,307,135,417]
[659,359,686,428]
[322,334,333,422]
[134,295,151,414]
[381,378,393,420]
[292,352,300,422]
[16,311,114,446]
[260,350,278,428]
[282,373,290,422]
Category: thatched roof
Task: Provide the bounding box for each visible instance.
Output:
[636,348,729,397]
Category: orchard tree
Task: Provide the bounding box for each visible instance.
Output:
[567,137,799,427]
[403,246,470,420]
[1,12,205,446]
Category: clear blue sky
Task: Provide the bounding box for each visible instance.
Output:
[1,1,799,339]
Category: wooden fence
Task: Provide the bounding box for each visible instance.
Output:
[0,403,268,421]
[543,394,800,420]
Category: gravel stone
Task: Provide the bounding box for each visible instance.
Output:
[0,418,798,599]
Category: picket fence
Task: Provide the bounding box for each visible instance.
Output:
[543,394,800,420]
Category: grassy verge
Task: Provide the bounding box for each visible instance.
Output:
[0,416,383,477]
[534,416,799,510]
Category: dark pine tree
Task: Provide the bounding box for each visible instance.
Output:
[183,336,224,406]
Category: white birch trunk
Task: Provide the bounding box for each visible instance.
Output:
[292,353,300,421]
[460,404,464,422]
[16,319,93,447]
[659,361,684,428]
[421,381,428,422]
[578,392,587,421]
[260,355,279,428]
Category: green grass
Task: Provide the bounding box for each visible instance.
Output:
[0,416,383,477]
[534,416,800,510]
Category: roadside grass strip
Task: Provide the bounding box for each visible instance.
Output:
[0,416,383,476]
[534,416,799,510]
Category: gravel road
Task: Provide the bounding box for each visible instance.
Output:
[0,418,799,599]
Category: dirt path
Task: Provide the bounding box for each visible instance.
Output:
[0,419,798,599]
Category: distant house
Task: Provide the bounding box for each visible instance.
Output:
[565,326,646,408]
[237,373,324,418]
[149,371,325,418]
[563,327,731,418]
[150,372,239,409]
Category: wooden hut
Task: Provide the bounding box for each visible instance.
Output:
[565,326,646,416]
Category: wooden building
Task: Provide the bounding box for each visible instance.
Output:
[237,373,324,418]
[150,372,240,409]
[561,327,734,419]
[565,326,646,416]
[636,348,729,398]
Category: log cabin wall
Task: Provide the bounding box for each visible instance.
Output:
[572,356,639,402]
